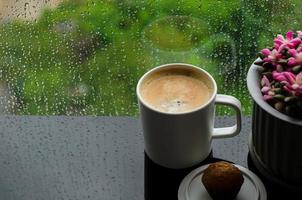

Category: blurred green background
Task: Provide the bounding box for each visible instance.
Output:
[0,0,301,116]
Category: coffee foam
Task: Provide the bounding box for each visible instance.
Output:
[140,69,213,113]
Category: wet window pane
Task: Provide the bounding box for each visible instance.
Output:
[0,0,300,116]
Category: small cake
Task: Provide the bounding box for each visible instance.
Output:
[201,161,244,200]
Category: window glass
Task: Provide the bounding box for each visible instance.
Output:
[0,0,300,115]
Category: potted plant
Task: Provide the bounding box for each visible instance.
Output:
[247,31,302,190]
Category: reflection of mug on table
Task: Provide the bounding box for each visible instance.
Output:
[137,63,242,169]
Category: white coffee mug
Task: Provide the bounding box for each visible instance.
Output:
[137,63,242,169]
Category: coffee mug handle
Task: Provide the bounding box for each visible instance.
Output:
[212,94,242,138]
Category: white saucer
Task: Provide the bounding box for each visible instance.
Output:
[178,164,267,200]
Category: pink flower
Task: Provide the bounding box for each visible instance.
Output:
[261,49,282,64]
[287,48,302,66]
[273,71,295,82]
[261,75,274,101]
[274,31,301,51]
[273,71,302,95]
[257,31,302,117]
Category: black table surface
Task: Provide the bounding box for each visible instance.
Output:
[0,116,251,200]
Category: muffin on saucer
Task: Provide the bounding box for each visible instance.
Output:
[201,161,244,200]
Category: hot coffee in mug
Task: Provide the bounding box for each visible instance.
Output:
[140,68,212,113]
[137,63,242,169]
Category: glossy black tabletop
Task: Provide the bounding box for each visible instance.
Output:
[0,116,255,200]
[3,115,300,200]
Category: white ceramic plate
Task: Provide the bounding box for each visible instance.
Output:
[178,164,267,200]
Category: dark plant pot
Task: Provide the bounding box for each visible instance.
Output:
[247,59,302,189]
